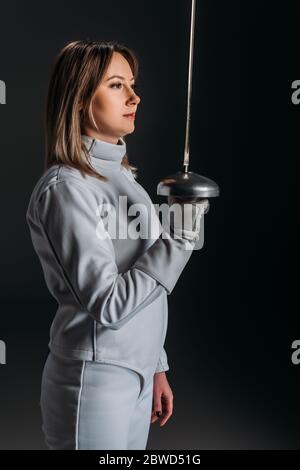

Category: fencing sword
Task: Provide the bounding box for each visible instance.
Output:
[157,0,220,208]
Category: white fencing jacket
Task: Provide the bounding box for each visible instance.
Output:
[26,135,195,378]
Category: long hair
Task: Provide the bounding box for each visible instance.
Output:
[44,39,138,181]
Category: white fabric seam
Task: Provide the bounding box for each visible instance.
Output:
[75,360,86,450]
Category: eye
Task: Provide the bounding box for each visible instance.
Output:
[110,82,123,89]
[110,82,138,91]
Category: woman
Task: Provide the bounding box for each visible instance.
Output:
[26,40,208,450]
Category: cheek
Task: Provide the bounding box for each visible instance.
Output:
[92,95,105,115]
[92,94,120,119]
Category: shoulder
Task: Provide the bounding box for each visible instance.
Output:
[26,164,107,221]
[35,164,110,198]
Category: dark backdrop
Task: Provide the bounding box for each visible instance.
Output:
[0,0,299,449]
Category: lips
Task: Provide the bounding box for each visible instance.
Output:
[123,112,136,121]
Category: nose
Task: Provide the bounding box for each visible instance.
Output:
[127,88,141,106]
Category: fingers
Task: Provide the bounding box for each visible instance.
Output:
[159,394,173,427]
[168,196,210,217]
[151,411,161,424]
[194,199,210,214]
[168,196,209,205]
[151,393,162,424]
[151,392,173,426]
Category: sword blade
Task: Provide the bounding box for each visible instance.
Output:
[183,0,197,173]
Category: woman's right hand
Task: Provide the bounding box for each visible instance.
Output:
[167,196,209,242]
[167,195,210,214]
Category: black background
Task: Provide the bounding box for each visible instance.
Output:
[0,0,299,449]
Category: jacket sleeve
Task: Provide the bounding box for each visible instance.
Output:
[36,180,195,330]
[155,346,169,373]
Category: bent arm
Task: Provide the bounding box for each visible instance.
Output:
[37,180,195,330]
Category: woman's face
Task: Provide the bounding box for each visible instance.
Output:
[83,51,141,144]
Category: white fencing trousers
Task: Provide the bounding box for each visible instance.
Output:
[40,352,154,450]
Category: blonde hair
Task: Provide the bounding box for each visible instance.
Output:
[44,39,138,181]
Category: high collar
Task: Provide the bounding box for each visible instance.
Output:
[81,134,127,172]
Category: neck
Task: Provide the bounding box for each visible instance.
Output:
[81,134,127,172]
[82,129,122,145]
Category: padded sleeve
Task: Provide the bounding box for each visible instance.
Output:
[37,180,195,330]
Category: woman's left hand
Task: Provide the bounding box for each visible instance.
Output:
[151,372,173,427]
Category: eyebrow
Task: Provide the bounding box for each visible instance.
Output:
[106,75,135,82]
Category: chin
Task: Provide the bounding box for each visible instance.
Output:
[122,127,135,136]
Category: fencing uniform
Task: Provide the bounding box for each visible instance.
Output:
[26,135,196,449]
